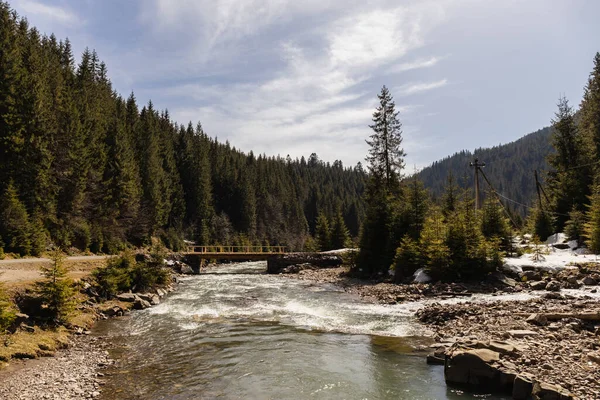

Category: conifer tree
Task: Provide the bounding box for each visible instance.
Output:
[547,96,590,230]
[405,176,429,240]
[579,53,600,178]
[480,193,511,248]
[35,250,76,324]
[366,85,406,190]
[585,187,600,254]
[315,212,332,251]
[0,182,31,255]
[442,172,459,218]
[330,210,351,249]
[565,207,586,247]
[392,235,421,282]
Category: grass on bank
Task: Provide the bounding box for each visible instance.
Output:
[0,243,172,368]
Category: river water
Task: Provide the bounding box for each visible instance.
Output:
[95,262,508,400]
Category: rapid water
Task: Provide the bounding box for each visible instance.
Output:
[95,262,509,399]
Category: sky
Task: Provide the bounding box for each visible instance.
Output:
[9,0,600,169]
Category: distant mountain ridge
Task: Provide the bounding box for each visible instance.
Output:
[417,126,554,216]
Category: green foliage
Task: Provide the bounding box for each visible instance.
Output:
[366,85,406,189]
[565,207,586,246]
[315,213,332,251]
[0,2,367,254]
[546,96,591,231]
[0,182,31,256]
[92,250,136,298]
[93,245,170,297]
[420,208,451,279]
[585,188,600,254]
[417,127,553,218]
[330,211,351,250]
[530,206,554,242]
[392,236,421,282]
[35,250,76,324]
[480,194,511,250]
[0,281,16,333]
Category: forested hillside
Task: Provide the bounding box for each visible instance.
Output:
[418,127,553,216]
[0,2,366,256]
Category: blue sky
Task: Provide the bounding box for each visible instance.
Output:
[10,0,600,169]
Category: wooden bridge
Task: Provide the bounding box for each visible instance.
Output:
[184,245,287,261]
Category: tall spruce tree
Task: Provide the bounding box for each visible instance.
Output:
[547,96,590,230]
[356,86,406,276]
[366,85,406,190]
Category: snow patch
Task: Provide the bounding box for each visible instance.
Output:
[413,268,431,283]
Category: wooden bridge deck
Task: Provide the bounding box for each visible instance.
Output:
[184,246,286,260]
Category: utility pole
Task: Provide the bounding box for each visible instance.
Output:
[469,158,486,210]
[534,170,543,210]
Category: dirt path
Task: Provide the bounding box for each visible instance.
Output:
[0,255,112,284]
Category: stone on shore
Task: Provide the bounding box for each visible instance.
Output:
[506,330,539,338]
[267,253,343,274]
[116,293,137,302]
[526,313,548,326]
[532,381,574,400]
[530,281,548,290]
[545,281,561,292]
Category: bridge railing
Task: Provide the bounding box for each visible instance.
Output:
[185,245,286,254]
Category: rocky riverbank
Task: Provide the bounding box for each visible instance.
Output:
[281,265,522,303]
[418,294,600,399]
[0,335,112,400]
[0,276,179,400]
[281,263,600,399]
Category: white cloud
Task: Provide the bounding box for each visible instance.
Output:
[15,0,78,24]
[390,56,444,73]
[139,0,452,165]
[397,79,449,95]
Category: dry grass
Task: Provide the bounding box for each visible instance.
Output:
[0,327,70,362]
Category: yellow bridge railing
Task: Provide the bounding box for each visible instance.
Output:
[185,245,286,254]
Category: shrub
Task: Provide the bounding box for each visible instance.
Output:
[35,250,76,324]
[92,250,136,298]
[130,244,170,292]
[93,245,170,296]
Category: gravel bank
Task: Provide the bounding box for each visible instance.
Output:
[0,335,112,400]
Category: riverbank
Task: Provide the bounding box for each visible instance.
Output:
[0,335,111,400]
[281,264,600,399]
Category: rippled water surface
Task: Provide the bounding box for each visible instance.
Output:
[95,262,508,399]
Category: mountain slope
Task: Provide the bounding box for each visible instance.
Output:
[417,127,554,216]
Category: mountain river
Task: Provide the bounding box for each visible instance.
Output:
[94,262,509,399]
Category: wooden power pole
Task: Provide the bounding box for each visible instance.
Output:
[470,158,486,210]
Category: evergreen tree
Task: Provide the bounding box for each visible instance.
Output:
[0,182,31,255]
[547,96,590,230]
[420,207,450,279]
[579,53,600,180]
[480,193,511,249]
[442,172,459,217]
[585,187,600,254]
[35,250,76,324]
[392,235,421,282]
[315,212,332,251]
[366,85,406,190]
[565,207,586,247]
[530,206,554,242]
[405,176,429,240]
[330,210,351,249]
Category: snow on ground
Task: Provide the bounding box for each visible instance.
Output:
[320,248,357,255]
[503,233,599,274]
